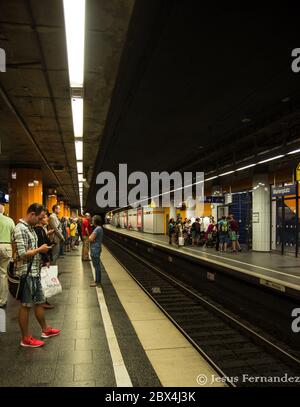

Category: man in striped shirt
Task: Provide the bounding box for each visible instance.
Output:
[14,203,61,348]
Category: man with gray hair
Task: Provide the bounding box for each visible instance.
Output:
[0,204,15,307]
[49,204,65,264]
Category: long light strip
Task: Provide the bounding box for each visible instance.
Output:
[75,141,83,161]
[258,155,284,164]
[110,148,300,213]
[287,148,300,155]
[77,161,83,174]
[236,163,256,171]
[219,170,235,177]
[63,0,86,87]
[205,176,218,181]
[63,0,86,210]
[71,98,83,138]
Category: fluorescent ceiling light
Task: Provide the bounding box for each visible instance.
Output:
[236,164,256,171]
[258,155,284,164]
[77,161,83,174]
[219,171,235,177]
[78,174,86,182]
[288,149,300,155]
[205,176,218,181]
[75,141,83,161]
[71,98,83,138]
[63,0,86,87]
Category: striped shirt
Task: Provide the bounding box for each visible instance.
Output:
[13,219,40,277]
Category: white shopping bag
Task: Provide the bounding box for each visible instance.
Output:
[40,265,62,298]
[178,237,185,246]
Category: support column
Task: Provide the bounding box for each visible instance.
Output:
[252,174,270,252]
[9,168,43,223]
[46,194,57,214]
[58,199,65,218]
[65,205,70,218]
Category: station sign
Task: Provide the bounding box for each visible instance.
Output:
[272,184,296,197]
[204,196,225,204]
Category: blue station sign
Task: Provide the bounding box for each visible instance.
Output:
[272,184,296,197]
[204,196,225,204]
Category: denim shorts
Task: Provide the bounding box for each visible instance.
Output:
[20,274,45,308]
[219,234,229,244]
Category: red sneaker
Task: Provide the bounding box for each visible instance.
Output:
[20,336,45,348]
[41,327,61,338]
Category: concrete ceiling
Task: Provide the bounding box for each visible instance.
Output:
[0,0,134,207]
[87,2,300,213]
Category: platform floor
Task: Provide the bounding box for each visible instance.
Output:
[0,244,224,387]
[104,225,300,291]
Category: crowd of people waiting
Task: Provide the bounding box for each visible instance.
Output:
[168,214,242,253]
[0,202,103,348]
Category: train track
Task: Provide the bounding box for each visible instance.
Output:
[104,234,300,387]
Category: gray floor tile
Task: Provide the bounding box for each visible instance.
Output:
[58,350,93,364]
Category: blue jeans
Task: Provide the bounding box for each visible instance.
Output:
[91,253,101,284]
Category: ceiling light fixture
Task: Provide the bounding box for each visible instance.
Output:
[287,148,300,155]
[205,176,218,181]
[75,140,83,161]
[71,97,83,138]
[77,161,83,174]
[219,171,235,177]
[258,155,284,164]
[63,0,86,88]
[236,163,256,171]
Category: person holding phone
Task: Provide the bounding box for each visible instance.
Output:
[34,213,55,309]
[14,203,61,348]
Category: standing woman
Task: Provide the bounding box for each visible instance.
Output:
[89,215,103,287]
[34,213,55,309]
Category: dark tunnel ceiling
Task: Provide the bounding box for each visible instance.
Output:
[88,2,300,212]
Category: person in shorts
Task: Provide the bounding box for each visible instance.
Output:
[217,216,229,252]
[14,203,61,348]
[229,214,241,252]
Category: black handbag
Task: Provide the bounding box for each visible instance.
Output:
[7,260,33,301]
